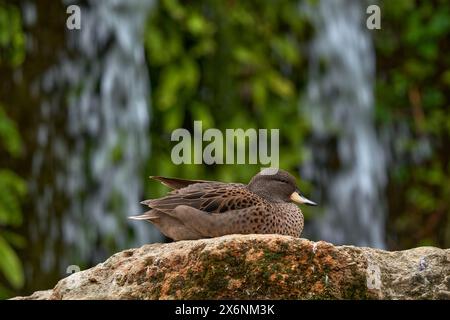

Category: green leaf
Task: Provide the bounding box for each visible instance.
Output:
[0,169,26,226]
[162,0,185,20]
[163,107,184,131]
[191,101,214,128]
[186,12,213,36]
[0,230,25,249]
[0,284,13,300]
[0,235,24,289]
[0,105,23,157]
[0,3,25,67]
[267,72,294,98]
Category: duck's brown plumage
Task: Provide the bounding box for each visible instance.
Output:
[130,169,316,241]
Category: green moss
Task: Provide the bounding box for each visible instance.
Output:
[263,249,285,261]
[167,275,186,296]
[279,241,290,252]
[271,263,281,272]
[150,271,165,284]
[163,241,373,300]
[204,267,229,292]
[342,273,370,299]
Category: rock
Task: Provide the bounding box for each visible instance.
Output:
[12,234,450,300]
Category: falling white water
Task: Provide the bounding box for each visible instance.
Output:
[30,0,159,273]
[301,0,387,248]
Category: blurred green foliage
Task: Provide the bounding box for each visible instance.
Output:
[0,1,25,67]
[0,2,26,299]
[0,166,26,297]
[376,0,450,249]
[144,0,313,198]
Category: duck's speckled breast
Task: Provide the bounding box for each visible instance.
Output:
[266,202,304,237]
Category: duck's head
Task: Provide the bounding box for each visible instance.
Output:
[248,168,317,206]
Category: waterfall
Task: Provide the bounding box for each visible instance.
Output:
[301,0,387,248]
[30,0,158,276]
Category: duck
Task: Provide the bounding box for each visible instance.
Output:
[129,168,317,241]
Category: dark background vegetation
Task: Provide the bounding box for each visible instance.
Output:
[0,0,449,298]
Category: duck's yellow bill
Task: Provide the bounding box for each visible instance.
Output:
[290,191,317,206]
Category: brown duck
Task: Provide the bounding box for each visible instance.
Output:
[130,169,317,241]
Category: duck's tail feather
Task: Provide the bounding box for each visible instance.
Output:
[129,211,160,221]
[140,200,152,206]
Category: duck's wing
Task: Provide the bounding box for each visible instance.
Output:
[129,209,204,240]
[165,204,269,238]
[150,176,213,189]
[141,182,262,214]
